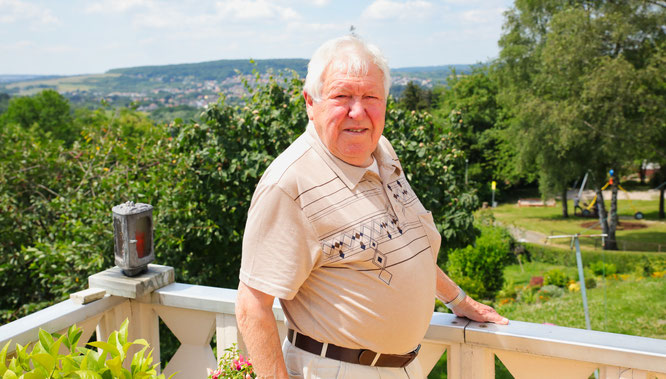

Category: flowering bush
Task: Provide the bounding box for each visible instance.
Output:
[208,344,255,379]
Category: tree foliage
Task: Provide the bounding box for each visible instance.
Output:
[398,81,434,111]
[496,0,666,243]
[0,90,77,145]
[434,66,523,201]
[446,224,515,300]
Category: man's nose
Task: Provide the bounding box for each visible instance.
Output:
[347,98,365,119]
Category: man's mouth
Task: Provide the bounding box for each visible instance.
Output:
[344,128,367,133]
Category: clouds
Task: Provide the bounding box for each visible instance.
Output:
[83,0,301,27]
[84,0,150,14]
[215,0,299,21]
[0,0,514,75]
[0,0,58,25]
[362,0,433,21]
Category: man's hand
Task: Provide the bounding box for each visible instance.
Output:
[435,266,509,325]
[452,295,509,325]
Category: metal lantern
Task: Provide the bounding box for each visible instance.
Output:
[112,201,154,276]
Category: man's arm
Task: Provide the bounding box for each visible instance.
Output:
[435,266,509,325]
[236,282,289,379]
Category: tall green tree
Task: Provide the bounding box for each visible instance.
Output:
[497,0,665,248]
[0,90,77,145]
[398,81,433,111]
[434,66,522,202]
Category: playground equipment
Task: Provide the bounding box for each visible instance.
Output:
[574,171,644,220]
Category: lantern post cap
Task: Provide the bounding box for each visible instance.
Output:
[88,264,174,299]
[112,201,153,216]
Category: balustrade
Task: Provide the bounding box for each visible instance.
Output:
[1,265,664,378]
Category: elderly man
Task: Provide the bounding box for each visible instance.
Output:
[236,35,508,379]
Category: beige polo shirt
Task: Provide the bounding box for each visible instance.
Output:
[240,122,441,355]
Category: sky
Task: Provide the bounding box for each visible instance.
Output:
[1,0,514,76]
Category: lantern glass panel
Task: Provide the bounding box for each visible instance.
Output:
[113,217,124,258]
[135,216,151,259]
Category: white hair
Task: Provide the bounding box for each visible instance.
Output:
[304,35,391,102]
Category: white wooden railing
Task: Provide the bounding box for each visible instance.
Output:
[1,265,665,378]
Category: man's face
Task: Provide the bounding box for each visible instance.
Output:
[305,59,386,167]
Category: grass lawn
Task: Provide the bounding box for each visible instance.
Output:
[491,199,666,252]
[428,261,666,378]
[497,261,666,339]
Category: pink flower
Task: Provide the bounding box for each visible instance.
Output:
[207,367,222,379]
[232,355,252,371]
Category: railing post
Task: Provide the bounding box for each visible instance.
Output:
[447,343,494,379]
[216,313,244,362]
[89,264,174,371]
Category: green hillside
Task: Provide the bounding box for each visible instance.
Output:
[107,58,309,81]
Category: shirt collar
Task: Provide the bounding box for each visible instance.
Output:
[305,122,401,189]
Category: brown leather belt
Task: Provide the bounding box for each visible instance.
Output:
[287,329,420,368]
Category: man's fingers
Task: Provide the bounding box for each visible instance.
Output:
[484,311,510,325]
[456,298,509,325]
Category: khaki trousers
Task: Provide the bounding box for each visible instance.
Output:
[282,339,425,379]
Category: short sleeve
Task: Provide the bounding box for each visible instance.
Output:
[240,182,320,300]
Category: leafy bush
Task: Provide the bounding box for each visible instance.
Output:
[497,279,518,301]
[446,225,515,299]
[526,244,666,273]
[537,284,565,299]
[589,260,617,276]
[0,320,171,378]
[516,286,538,304]
[543,269,569,288]
[0,90,78,145]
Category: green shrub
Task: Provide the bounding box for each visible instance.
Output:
[0,320,172,378]
[526,244,666,273]
[633,257,654,278]
[585,276,597,289]
[537,284,565,299]
[544,268,569,288]
[516,286,538,304]
[497,279,518,300]
[589,260,617,276]
[446,225,515,299]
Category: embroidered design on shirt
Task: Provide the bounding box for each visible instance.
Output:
[320,212,407,285]
[386,178,417,206]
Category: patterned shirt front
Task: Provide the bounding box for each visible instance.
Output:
[240,122,441,354]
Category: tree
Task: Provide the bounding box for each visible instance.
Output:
[434,66,523,203]
[0,93,9,114]
[0,89,77,145]
[497,1,666,247]
[398,81,432,111]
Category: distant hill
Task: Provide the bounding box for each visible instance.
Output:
[0,75,63,84]
[391,64,478,84]
[0,58,478,110]
[392,64,475,73]
[108,59,310,81]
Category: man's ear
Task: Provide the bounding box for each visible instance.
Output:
[303,91,315,120]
